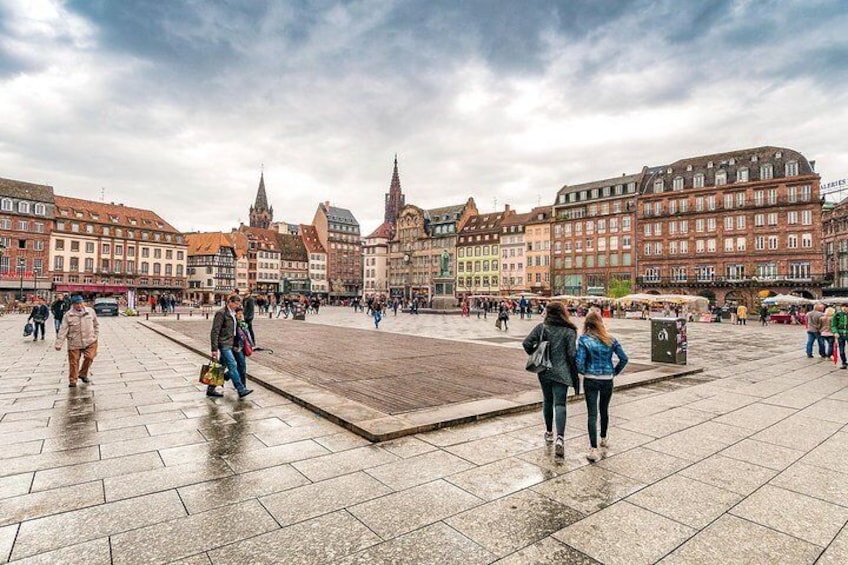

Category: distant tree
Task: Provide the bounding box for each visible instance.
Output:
[608,277,632,298]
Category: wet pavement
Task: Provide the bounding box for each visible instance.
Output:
[0,308,846,563]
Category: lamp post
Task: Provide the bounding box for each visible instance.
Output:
[17,257,25,301]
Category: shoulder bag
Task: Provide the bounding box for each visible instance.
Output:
[526,325,553,373]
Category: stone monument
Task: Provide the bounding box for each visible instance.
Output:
[431,250,456,311]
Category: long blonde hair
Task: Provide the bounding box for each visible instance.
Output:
[583,311,613,346]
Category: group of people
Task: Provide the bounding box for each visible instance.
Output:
[147,293,179,313]
[805,302,848,369]
[522,302,629,461]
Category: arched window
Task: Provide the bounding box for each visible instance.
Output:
[33,203,46,215]
[17,201,30,213]
[0,198,11,211]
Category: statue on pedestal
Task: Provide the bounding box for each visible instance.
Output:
[439,250,450,276]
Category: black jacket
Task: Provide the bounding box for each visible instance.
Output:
[523,322,579,391]
[210,307,237,351]
[28,304,49,323]
[243,296,255,321]
[50,299,66,320]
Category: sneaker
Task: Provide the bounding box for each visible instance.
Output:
[544,431,554,443]
[842,365,847,370]
[238,389,254,399]
[79,375,90,384]
[554,436,564,458]
[586,448,600,462]
[206,390,223,398]
[68,382,77,388]
[600,437,609,448]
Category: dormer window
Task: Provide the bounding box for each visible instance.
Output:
[737,167,749,182]
[686,165,693,171]
[715,170,727,186]
[0,198,11,211]
[751,155,759,162]
[91,213,99,220]
[760,164,774,180]
[16,201,29,214]
[673,176,684,191]
[775,151,782,159]
[74,210,83,218]
[59,209,68,216]
[653,179,664,193]
[707,161,713,169]
[693,174,705,188]
[785,161,799,176]
[33,203,46,215]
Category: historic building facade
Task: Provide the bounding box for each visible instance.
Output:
[0,177,54,299]
[363,222,391,295]
[636,146,824,306]
[276,233,309,294]
[823,200,848,291]
[525,206,553,296]
[312,202,362,298]
[551,174,639,296]
[388,198,477,302]
[50,196,186,301]
[185,232,236,305]
[499,210,532,295]
[456,206,512,296]
[237,226,281,293]
[299,224,328,297]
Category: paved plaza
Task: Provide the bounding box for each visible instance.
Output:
[0,308,847,563]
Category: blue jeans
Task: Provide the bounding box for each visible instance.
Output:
[584,378,614,448]
[54,317,63,334]
[806,331,824,357]
[208,347,246,394]
[374,311,382,328]
[538,376,568,437]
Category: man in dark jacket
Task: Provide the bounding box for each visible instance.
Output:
[50,294,67,335]
[209,294,252,398]
[27,298,50,341]
[242,289,256,344]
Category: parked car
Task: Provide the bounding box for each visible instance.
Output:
[93,297,119,317]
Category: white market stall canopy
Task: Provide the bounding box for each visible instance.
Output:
[761,294,814,306]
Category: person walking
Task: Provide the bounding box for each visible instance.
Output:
[498,301,510,331]
[522,301,579,458]
[55,295,99,387]
[577,311,629,462]
[759,303,769,326]
[242,289,256,345]
[27,298,49,341]
[234,308,253,386]
[821,306,835,359]
[736,303,748,325]
[832,303,848,369]
[806,303,825,358]
[208,294,253,398]
[373,301,383,329]
[50,293,67,335]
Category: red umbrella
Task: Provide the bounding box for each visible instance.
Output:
[833,339,839,365]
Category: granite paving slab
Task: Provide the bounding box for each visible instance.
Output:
[348,479,483,540]
[5,538,112,565]
[531,465,645,515]
[627,474,742,529]
[596,447,691,483]
[445,490,583,557]
[110,500,278,565]
[493,536,601,564]
[553,501,695,565]
[11,490,187,559]
[364,449,475,491]
[730,484,848,547]
[771,462,848,507]
[0,524,17,565]
[0,479,103,527]
[818,524,848,565]
[0,473,34,501]
[259,471,391,526]
[678,454,777,495]
[336,522,495,565]
[445,457,553,500]
[207,510,380,565]
[659,514,821,564]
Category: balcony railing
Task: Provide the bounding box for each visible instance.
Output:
[637,273,832,287]
[641,196,816,219]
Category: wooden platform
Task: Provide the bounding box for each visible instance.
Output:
[145,319,700,441]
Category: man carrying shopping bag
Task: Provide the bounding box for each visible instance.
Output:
[208,294,253,398]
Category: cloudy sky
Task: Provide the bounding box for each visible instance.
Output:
[2,0,847,236]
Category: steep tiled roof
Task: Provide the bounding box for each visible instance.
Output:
[299,224,326,254]
[555,172,643,199]
[185,232,234,256]
[54,195,182,234]
[238,226,280,251]
[426,204,465,222]
[323,204,359,226]
[276,233,308,262]
[0,177,54,202]
[459,211,507,235]
[366,221,393,240]
[526,205,553,224]
[642,145,816,195]
[226,231,250,258]
[500,211,533,226]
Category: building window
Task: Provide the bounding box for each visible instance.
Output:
[801,233,812,248]
[17,201,30,213]
[768,235,778,250]
[736,216,746,230]
[787,211,798,225]
[695,265,715,281]
[0,198,11,211]
[760,164,774,180]
[767,213,778,226]
[789,262,810,279]
[737,168,749,182]
[693,174,705,188]
[54,239,64,250]
[802,210,812,225]
[53,256,64,271]
[755,236,765,250]
[726,264,745,280]
[673,177,684,191]
[787,234,798,249]
[785,161,798,176]
[756,262,777,279]
[715,170,727,186]
[654,179,664,193]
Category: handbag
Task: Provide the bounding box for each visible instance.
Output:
[23,322,34,337]
[237,327,253,357]
[199,361,226,387]
[526,326,553,373]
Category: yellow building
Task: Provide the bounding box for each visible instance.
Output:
[456,206,514,296]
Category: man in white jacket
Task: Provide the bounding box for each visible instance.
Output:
[55,295,99,387]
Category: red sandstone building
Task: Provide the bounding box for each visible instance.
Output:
[551,174,640,296]
[636,146,824,306]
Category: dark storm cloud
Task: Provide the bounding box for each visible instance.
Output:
[1,0,846,236]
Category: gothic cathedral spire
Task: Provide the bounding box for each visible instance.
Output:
[384,154,405,226]
[249,171,273,229]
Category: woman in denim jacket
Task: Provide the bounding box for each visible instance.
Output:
[577,311,628,462]
[522,301,579,458]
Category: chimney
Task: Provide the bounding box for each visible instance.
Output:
[810,160,816,172]
[324,201,330,209]
[504,204,510,213]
